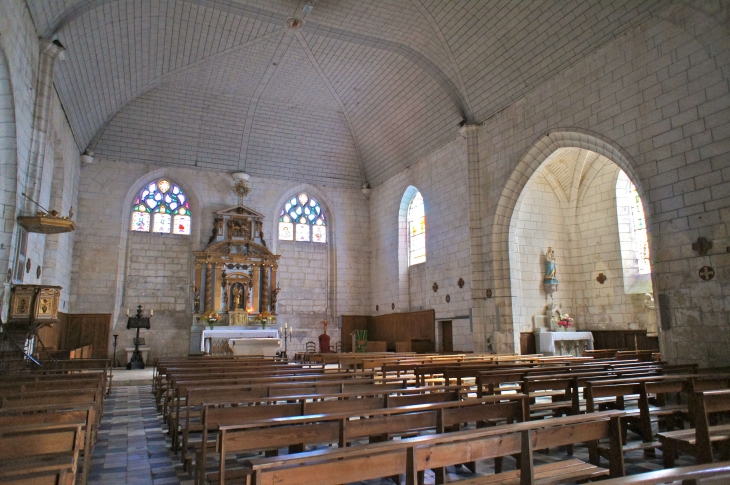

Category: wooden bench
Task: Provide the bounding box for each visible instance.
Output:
[191,386,463,481]
[0,403,98,485]
[212,394,529,485]
[241,410,625,485]
[0,421,85,485]
[597,460,730,484]
[658,389,730,467]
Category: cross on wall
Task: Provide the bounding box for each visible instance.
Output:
[699,266,715,281]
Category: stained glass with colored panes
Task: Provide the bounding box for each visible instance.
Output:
[131,179,191,235]
[279,193,326,243]
[408,191,426,265]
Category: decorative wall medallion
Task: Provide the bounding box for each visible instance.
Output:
[36,266,42,278]
[432,282,438,292]
[596,273,607,284]
[485,289,492,298]
[699,266,715,281]
[692,237,713,256]
[391,303,395,310]
[376,305,379,311]
[25,259,31,273]
[457,278,465,288]
[445,294,451,303]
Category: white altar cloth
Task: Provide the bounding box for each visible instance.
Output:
[200,327,279,351]
[536,331,594,356]
[229,338,281,357]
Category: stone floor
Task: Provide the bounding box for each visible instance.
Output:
[88,384,697,485]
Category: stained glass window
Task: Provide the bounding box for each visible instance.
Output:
[408,191,426,265]
[131,179,191,235]
[278,193,327,243]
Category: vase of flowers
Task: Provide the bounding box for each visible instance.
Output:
[554,313,574,331]
[200,310,220,330]
[258,311,273,329]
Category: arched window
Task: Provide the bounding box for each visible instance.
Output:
[278,193,327,243]
[407,191,426,265]
[616,170,651,293]
[131,179,191,235]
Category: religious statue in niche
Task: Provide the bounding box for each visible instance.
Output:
[230,283,246,311]
[544,247,559,297]
[228,219,250,239]
[192,287,201,313]
[271,284,281,313]
[256,220,267,247]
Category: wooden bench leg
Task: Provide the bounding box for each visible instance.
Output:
[494,456,503,474]
[434,466,445,484]
[662,441,677,468]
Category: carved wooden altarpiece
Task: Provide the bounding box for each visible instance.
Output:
[193,205,279,326]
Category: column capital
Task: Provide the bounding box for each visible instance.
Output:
[39,39,66,60]
[460,123,482,136]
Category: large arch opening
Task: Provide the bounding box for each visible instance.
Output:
[508,146,656,353]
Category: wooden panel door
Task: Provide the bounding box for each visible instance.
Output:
[520,332,536,355]
[62,314,111,359]
[441,321,453,353]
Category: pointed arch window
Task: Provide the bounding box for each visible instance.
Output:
[408,191,426,266]
[131,179,191,235]
[278,193,327,243]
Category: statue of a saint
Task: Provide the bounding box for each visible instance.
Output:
[544,247,558,296]
[271,284,280,313]
[231,285,243,310]
[193,287,201,313]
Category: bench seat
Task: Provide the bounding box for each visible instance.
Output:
[453,459,609,484]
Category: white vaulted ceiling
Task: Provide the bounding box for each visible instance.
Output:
[28,0,671,186]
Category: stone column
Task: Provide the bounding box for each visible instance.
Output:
[204,263,213,312]
[25,39,66,214]
[261,264,270,311]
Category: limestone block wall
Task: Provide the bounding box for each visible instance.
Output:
[0,0,80,315]
[570,162,654,332]
[370,137,472,349]
[509,174,571,339]
[476,10,730,365]
[71,159,368,359]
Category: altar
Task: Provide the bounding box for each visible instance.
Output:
[535,331,594,356]
[200,327,279,352]
[229,337,281,357]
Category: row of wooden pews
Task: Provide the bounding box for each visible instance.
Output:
[0,358,111,484]
[153,353,730,485]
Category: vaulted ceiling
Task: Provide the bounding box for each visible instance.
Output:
[29,0,669,186]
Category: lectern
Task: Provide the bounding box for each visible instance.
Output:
[126,305,151,369]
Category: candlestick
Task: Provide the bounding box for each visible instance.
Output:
[150,309,154,316]
[288,326,292,334]
[279,327,283,334]
[126,309,129,316]
[285,322,288,328]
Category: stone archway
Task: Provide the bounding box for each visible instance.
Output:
[0,46,18,318]
[492,131,650,352]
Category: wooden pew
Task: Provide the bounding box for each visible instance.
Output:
[192,386,464,483]
[212,394,529,485]
[597,461,730,484]
[241,410,625,485]
[658,389,730,467]
[0,403,98,485]
[0,421,85,485]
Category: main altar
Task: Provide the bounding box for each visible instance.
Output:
[190,203,282,355]
[535,331,594,356]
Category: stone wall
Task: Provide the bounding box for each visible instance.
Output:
[476,10,730,365]
[71,160,369,360]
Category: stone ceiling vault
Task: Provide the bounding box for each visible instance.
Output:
[28,0,680,186]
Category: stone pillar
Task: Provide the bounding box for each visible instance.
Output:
[461,123,492,352]
[25,39,66,214]
[261,264,270,311]
[204,263,213,312]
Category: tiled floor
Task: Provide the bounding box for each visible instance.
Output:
[89,385,698,485]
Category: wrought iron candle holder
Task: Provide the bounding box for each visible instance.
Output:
[126,305,151,369]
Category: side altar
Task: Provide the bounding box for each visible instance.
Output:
[189,203,282,355]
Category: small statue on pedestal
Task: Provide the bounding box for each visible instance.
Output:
[543,247,559,296]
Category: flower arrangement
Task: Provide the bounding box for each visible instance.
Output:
[553,313,574,329]
[258,311,273,329]
[200,310,220,329]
